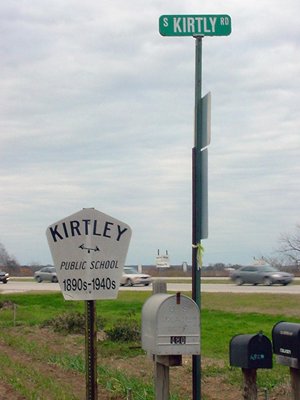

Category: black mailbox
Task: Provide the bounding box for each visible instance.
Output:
[229,333,273,369]
[272,322,300,368]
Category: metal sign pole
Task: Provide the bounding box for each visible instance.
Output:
[46,208,132,400]
[158,17,231,398]
[85,300,98,400]
[192,35,203,400]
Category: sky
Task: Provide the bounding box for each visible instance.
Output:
[0,0,299,267]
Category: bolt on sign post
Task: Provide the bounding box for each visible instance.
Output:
[159,14,231,400]
[46,208,132,399]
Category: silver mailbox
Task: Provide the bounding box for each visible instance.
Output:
[142,293,200,355]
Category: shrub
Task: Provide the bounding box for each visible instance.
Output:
[41,311,105,334]
[105,319,141,342]
[0,300,15,309]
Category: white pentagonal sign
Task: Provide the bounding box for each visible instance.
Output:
[46,208,132,301]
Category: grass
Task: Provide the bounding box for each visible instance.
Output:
[2,291,300,345]
[202,292,300,318]
[0,291,300,398]
[0,351,79,399]
[0,326,184,400]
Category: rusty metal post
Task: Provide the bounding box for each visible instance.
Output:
[85,300,98,400]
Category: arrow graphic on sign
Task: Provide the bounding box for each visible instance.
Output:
[78,244,100,254]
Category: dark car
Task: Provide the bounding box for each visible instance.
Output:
[230,265,294,286]
[0,271,9,284]
[34,266,58,283]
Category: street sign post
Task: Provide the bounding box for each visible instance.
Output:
[46,208,132,400]
[159,15,231,37]
[159,14,231,400]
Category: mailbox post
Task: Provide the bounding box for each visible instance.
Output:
[229,333,273,400]
[142,292,200,400]
[272,322,300,400]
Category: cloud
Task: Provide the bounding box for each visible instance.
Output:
[0,0,299,266]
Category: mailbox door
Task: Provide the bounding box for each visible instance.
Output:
[156,295,200,355]
[248,336,272,369]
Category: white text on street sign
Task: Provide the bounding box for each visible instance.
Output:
[159,15,231,37]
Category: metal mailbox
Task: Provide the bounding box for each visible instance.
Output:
[141,293,200,355]
[272,322,300,368]
[229,333,273,369]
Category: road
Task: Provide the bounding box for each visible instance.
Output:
[1,280,300,295]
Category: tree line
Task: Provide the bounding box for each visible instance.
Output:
[1,224,300,275]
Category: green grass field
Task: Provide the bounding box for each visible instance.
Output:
[0,290,299,399]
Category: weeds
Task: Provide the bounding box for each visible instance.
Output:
[41,311,106,334]
[49,353,85,373]
[0,351,79,399]
[105,318,141,342]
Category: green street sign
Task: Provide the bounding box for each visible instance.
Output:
[159,14,231,37]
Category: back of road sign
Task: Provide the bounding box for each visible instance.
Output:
[159,15,231,37]
[46,208,132,301]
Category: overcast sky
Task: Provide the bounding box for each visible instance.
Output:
[0,0,299,267]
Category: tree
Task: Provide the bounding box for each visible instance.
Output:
[0,242,20,273]
[278,225,300,266]
[258,255,285,269]
[0,242,11,265]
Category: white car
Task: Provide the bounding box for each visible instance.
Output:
[120,267,152,287]
[34,266,58,283]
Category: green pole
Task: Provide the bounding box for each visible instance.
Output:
[192,35,203,400]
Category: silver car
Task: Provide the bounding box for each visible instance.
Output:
[34,266,58,283]
[230,265,294,286]
[120,267,152,287]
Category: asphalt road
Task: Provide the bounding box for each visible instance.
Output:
[1,280,300,295]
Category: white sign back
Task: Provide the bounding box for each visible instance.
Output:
[46,208,132,301]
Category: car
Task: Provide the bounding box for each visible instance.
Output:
[34,266,58,283]
[120,267,152,287]
[230,265,294,286]
[0,271,9,284]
